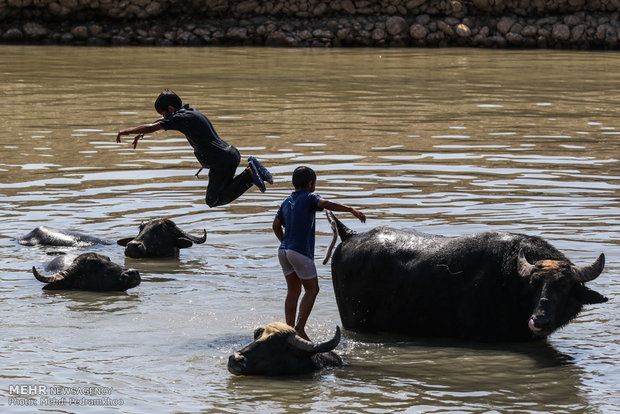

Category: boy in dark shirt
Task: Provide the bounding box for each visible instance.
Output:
[272,166,365,340]
[116,90,272,207]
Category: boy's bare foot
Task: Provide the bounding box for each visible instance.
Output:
[296,329,311,341]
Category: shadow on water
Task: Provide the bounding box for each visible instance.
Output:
[122,255,209,275]
[328,334,589,413]
[343,330,574,367]
[42,289,141,313]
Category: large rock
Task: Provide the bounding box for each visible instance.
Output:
[3,28,23,40]
[227,27,248,41]
[386,16,408,35]
[406,0,426,9]
[266,31,296,46]
[497,17,515,35]
[23,22,48,39]
[552,23,570,41]
[71,25,88,40]
[409,23,428,40]
[455,23,471,37]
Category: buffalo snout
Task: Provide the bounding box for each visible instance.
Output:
[120,268,141,289]
[528,314,552,335]
[227,352,247,375]
[124,241,147,258]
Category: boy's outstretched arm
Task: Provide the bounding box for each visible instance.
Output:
[318,199,366,223]
[116,122,163,149]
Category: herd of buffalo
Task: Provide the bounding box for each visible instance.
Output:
[16,214,610,376]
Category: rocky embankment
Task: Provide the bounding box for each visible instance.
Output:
[1,0,619,48]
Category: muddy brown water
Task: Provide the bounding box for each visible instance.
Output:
[0,46,618,413]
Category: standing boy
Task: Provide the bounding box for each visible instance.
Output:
[116,90,272,207]
[272,166,366,341]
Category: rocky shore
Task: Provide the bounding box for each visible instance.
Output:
[1,0,619,48]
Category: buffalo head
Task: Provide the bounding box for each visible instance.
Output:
[518,249,607,338]
[32,252,140,291]
[117,218,206,258]
[228,322,343,376]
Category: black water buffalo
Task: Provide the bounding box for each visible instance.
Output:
[228,322,343,376]
[32,252,140,291]
[117,218,206,258]
[326,212,608,342]
[17,226,112,247]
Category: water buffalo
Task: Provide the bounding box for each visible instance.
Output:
[326,212,608,342]
[117,218,206,258]
[227,322,343,376]
[32,252,140,291]
[17,226,112,247]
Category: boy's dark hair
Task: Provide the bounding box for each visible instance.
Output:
[154,90,182,113]
[292,166,316,189]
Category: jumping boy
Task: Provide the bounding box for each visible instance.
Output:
[272,166,366,341]
[116,90,272,207]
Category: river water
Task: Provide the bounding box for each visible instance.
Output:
[0,46,618,413]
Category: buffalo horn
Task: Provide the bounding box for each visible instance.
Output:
[572,253,605,283]
[517,249,536,277]
[32,267,68,283]
[174,225,207,244]
[322,213,339,265]
[286,326,341,354]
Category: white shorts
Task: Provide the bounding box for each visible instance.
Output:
[278,249,317,280]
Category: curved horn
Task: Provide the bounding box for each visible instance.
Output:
[286,326,341,353]
[322,213,339,265]
[326,211,356,242]
[517,249,536,278]
[32,266,68,284]
[572,253,605,283]
[173,224,207,244]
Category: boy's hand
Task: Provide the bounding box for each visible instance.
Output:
[132,134,144,149]
[116,132,123,143]
[351,208,366,223]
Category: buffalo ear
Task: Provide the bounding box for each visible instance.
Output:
[573,284,608,304]
[253,327,265,340]
[175,237,193,249]
[117,237,133,247]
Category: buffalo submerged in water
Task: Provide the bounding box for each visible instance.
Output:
[17,226,113,247]
[117,218,206,258]
[32,252,140,291]
[228,322,343,376]
[325,212,608,342]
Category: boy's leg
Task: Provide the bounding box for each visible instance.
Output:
[280,249,319,341]
[295,276,319,341]
[284,271,302,328]
[205,148,253,207]
[206,168,253,207]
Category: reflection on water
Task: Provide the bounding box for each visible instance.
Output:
[0,46,619,413]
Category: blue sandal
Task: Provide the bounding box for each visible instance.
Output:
[248,160,266,192]
[248,156,273,185]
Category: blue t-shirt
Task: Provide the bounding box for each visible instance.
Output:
[276,190,323,259]
[157,105,233,168]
